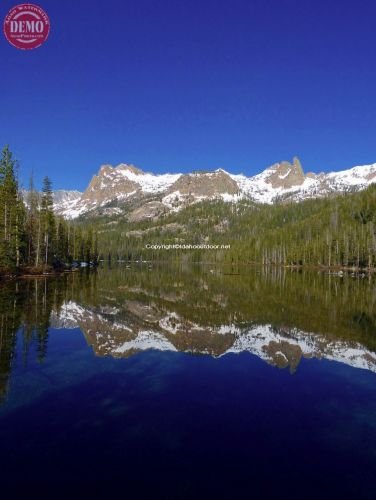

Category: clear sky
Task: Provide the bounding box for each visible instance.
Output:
[1,0,376,191]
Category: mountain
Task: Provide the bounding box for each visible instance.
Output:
[51,300,376,374]
[22,189,82,209]
[53,158,376,220]
[52,189,82,208]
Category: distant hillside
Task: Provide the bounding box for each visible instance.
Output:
[90,184,376,270]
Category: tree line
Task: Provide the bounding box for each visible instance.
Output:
[93,183,376,270]
[0,145,98,274]
[4,141,376,271]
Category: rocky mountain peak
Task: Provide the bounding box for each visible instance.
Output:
[97,163,144,177]
[292,156,303,172]
[168,169,239,197]
[98,164,114,176]
[116,163,144,175]
[81,163,140,204]
[263,157,305,189]
[53,158,376,219]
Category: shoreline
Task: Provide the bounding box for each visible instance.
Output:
[105,259,376,274]
[1,260,374,282]
[0,266,90,282]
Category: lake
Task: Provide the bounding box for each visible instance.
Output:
[0,263,376,498]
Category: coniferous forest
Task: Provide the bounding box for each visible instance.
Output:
[93,179,376,270]
[2,143,376,275]
[0,146,98,276]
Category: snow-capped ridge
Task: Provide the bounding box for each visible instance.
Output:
[53,158,376,219]
[53,301,376,373]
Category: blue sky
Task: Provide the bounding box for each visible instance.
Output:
[1,0,376,191]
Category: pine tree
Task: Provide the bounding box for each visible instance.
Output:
[93,232,99,263]
[0,146,23,269]
[85,227,93,263]
[26,175,40,266]
[40,176,55,266]
[56,219,68,264]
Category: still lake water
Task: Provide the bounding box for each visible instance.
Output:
[0,263,376,498]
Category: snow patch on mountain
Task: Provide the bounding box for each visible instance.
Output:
[326,163,376,187]
[53,159,376,219]
[113,330,178,353]
[53,301,376,372]
[224,324,376,372]
[116,165,182,193]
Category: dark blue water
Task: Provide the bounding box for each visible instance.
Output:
[0,327,376,498]
[0,267,376,498]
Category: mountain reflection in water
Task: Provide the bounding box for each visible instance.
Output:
[1,264,376,497]
[1,263,376,403]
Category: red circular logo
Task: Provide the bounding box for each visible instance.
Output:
[3,4,50,50]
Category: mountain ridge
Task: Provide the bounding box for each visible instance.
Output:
[51,300,376,374]
[53,157,376,220]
